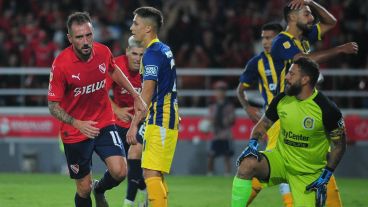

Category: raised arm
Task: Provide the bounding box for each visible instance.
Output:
[289,0,337,35]
[294,42,359,63]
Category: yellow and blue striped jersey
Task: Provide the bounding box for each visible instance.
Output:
[239,51,285,107]
[271,23,322,73]
[142,38,179,130]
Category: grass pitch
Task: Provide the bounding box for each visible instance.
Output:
[0,173,367,207]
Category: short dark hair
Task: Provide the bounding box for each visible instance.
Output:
[66,12,92,34]
[262,22,283,33]
[133,7,163,32]
[294,57,320,87]
[283,4,297,23]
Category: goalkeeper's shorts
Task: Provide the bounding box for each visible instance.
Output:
[262,150,322,207]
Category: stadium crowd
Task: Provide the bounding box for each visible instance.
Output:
[0,0,367,107]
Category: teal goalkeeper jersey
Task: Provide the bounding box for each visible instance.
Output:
[265,90,344,174]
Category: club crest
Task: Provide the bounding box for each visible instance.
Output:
[70,164,79,174]
[303,116,314,130]
[98,63,106,74]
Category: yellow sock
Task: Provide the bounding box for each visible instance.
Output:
[246,178,263,206]
[326,175,343,207]
[162,177,169,195]
[282,193,293,207]
[145,177,167,207]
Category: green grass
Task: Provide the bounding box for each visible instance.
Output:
[0,173,367,207]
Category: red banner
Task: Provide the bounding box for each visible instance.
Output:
[0,115,59,138]
[0,115,367,142]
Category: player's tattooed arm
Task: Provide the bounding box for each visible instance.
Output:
[327,126,347,170]
[48,101,74,125]
[250,115,274,141]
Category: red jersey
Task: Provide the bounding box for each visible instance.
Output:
[48,42,116,143]
[107,55,142,128]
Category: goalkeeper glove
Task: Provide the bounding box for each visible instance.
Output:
[236,138,260,166]
[306,167,334,207]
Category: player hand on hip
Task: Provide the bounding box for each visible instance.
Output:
[306,167,333,207]
[126,125,138,145]
[115,106,134,122]
[236,138,260,166]
[72,120,100,139]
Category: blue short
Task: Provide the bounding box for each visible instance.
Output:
[63,125,126,179]
[116,123,145,153]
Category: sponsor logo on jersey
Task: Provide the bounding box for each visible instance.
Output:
[144,65,158,76]
[98,63,106,74]
[74,79,106,97]
[72,73,80,80]
[120,87,142,95]
[70,164,79,174]
[303,116,314,130]
[283,41,291,49]
[283,129,309,142]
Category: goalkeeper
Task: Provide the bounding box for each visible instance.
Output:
[231,57,346,207]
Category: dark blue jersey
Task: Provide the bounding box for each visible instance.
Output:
[271,23,322,74]
[141,38,179,130]
[239,51,285,107]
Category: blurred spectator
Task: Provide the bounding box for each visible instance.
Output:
[207,81,235,176]
[0,0,367,107]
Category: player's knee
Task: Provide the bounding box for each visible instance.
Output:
[76,180,92,197]
[128,145,142,159]
[109,166,127,181]
[237,157,258,179]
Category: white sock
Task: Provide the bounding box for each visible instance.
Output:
[279,183,291,195]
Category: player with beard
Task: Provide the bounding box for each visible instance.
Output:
[269,1,357,206]
[48,12,146,207]
[271,0,358,73]
[232,57,346,207]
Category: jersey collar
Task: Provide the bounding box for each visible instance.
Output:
[146,38,160,48]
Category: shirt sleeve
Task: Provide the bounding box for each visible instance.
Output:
[47,63,66,101]
[265,92,285,122]
[323,102,344,133]
[107,47,116,73]
[239,56,259,87]
[271,36,301,61]
[305,23,322,44]
[143,50,162,81]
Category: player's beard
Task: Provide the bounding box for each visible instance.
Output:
[285,81,302,96]
[76,44,92,60]
[296,21,312,34]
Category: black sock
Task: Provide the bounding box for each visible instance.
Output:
[126,159,146,201]
[74,192,91,207]
[94,171,123,194]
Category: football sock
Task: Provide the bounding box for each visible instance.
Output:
[126,159,145,201]
[326,175,342,207]
[279,183,293,207]
[145,177,167,207]
[162,176,169,195]
[231,176,252,207]
[94,171,122,194]
[74,192,92,207]
[246,178,263,206]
